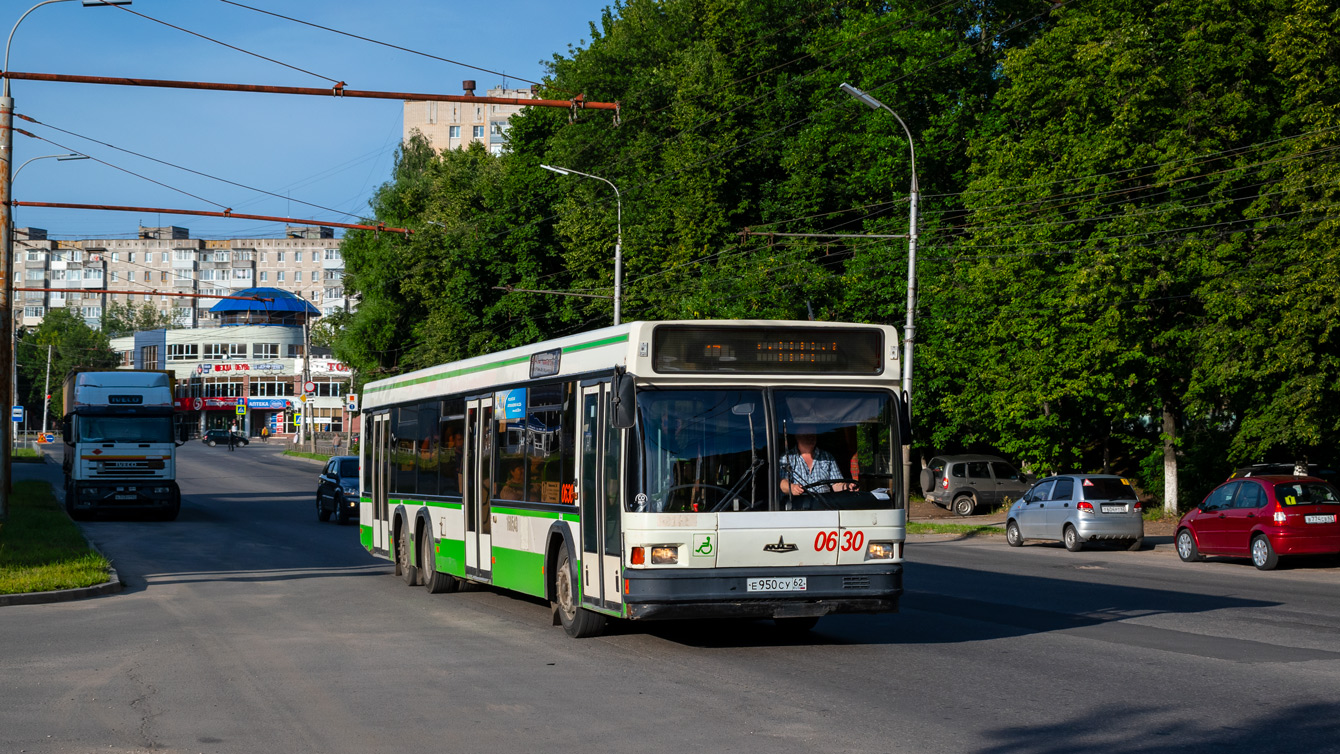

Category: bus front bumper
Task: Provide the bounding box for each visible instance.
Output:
[621,563,902,621]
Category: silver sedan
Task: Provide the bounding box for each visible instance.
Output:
[1005,474,1144,551]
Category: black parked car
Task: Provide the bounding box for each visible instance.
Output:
[202,429,248,447]
[317,455,360,524]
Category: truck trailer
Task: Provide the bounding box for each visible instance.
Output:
[61,369,183,520]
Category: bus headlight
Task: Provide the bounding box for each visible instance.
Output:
[866,541,897,560]
[650,546,679,565]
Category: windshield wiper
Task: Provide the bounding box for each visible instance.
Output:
[710,457,767,512]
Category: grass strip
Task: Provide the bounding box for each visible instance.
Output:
[907,521,1003,537]
[12,447,42,463]
[283,450,331,462]
[0,480,111,594]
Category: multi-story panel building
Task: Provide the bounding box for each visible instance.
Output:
[403,81,535,155]
[14,225,350,330]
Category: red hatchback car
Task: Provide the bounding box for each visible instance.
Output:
[1176,476,1340,570]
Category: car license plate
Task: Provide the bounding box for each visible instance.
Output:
[747,577,807,592]
[114,494,136,500]
[1305,514,1336,524]
[1102,504,1126,513]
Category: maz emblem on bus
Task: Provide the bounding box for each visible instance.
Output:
[763,537,798,553]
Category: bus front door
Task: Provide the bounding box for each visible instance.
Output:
[370,412,391,555]
[464,397,493,582]
[579,383,624,612]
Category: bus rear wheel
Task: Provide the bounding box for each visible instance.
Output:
[397,529,419,586]
[554,546,605,638]
[420,526,459,594]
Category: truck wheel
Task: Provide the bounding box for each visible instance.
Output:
[160,497,181,522]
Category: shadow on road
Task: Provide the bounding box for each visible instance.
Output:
[643,561,1282,649]
[977,701,1340,754]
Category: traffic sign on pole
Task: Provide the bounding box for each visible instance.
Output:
[11,406,23,424]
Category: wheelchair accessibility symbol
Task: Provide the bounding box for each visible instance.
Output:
[693,534,714,557]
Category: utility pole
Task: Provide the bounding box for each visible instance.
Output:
[40,343,50,434]
[1,90,14,521]
[302,317,312,454]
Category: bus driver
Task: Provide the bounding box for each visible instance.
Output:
[780,425,854,495]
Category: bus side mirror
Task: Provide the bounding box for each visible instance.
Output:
[611,368,636,429]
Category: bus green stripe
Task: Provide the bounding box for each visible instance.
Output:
[491,545,546,598]
[491,505,578,522]
[365,333,629,395]
[391,498,463,510]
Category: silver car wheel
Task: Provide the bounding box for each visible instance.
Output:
[1251,535,1279,570]
[1006,520,1023,547]
[1063,524,1083,552]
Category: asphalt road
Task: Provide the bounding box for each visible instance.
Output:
[3,442,1340,753]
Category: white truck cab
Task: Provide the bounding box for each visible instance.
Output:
[62,369,185,520]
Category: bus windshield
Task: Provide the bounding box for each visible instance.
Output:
[77,415,173,444]
[775,390,897,511]
[634,388,899,513]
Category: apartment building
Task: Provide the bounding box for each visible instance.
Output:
[403,81,536,155]
[14,225,350,330]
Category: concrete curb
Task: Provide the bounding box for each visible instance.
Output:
[278,450,332,466]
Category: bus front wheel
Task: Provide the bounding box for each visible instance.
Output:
[554,546,605,639]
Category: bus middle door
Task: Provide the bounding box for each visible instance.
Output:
[464,397,493,582]
[578,382,623,613]
[371,412,391,555]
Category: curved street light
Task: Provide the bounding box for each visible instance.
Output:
[0,0,129,517]
[840,81,919,509]
[540,163,622,325]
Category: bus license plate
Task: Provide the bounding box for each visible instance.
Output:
[1101,505,1126,513]
[747,577,806,592]
[1305,514,1336,524]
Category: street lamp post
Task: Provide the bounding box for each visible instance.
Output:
[539,164,622,325]
[840,82,919,507]
[12,154,87,448]
[1,0,129,519]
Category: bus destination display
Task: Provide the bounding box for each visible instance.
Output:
[653,325,883,374]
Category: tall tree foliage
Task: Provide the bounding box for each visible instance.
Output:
[333,0,1337,507]
[939,0,1312,508]
[18,308,120,425]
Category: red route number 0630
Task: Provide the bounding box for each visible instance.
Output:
[814,530,864,552]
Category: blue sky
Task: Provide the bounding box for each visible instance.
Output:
[5,0,614,240]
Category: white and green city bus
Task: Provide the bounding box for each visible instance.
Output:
[358,320,908,637]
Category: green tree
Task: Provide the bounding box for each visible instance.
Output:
[18,308,120,427]
[941,0,1289,509]
[101,301,178,338]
